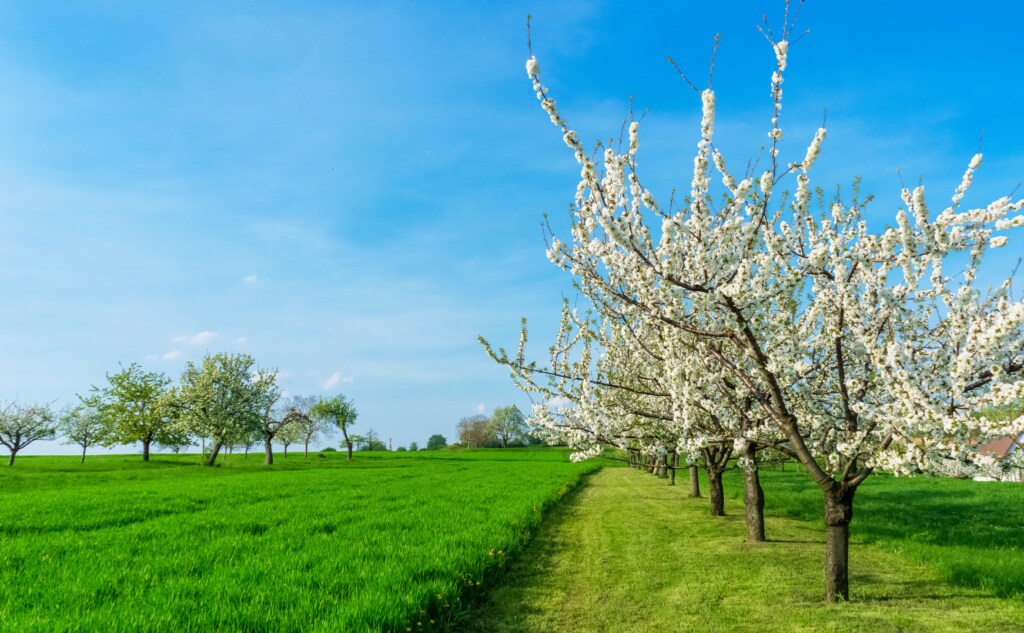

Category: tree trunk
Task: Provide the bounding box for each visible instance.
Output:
[244,445,249,459]
[8,450,16,466]
[81,445,87,464]
[707,467,725,517]
[669,452,677,486]
[142,439,151,462]
[205,442,223,467]
[689,463,701,498]
[304,440,310,458]
[343,428,352,461]
[659,454,669,479]
[264,437,274,465]
[823,485,856,602]
[743,443,766,543]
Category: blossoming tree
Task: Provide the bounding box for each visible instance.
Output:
[490,11,1024,602]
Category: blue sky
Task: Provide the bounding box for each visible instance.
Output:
[2,1,1022,454]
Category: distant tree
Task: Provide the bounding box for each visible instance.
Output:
[0,402,57,466]
[253,374,288,465]
[457,414,493,449]
[426,434,447,450]
[489,405,528,448]
[239,427,262,459]
[408,441,419,451]
[173,353,276,466]
[363,429,387,451]
[91,363,176,461]
[311,394,358,460]
[283,395,327,458]
[276,421,304,458]
[350,428,386,451]
[396,446,408,452]
[58,403,107,463]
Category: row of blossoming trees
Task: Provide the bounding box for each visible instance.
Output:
[0,352,360,467]
[482,13,1024,602]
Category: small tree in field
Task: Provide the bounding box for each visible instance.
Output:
[91,363,176,461]
[282,395,326,458]
[0,402,57,465]
[253,373,288,465]
[173,353,277,466]
[276,421,304,458]
[490,405,528,447]
[352,428,387,451]
[426,434,447,450]
[457,414,492,448]
[311,394,358,460]
[58,404,107,463]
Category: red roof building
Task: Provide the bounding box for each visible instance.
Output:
[977,432,1024,459]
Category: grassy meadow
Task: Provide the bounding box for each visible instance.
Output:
[719,464,1024,598]
[0,448,601,632]
[465,467,1024,633]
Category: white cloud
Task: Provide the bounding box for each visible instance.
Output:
[322,372,353,390]
[172,331,217,345]
[242,274,258,284]
[546,396,573,410]
[162,350,183,360]
[144,354,159,361]
[475,402,486,414]
[234,336,249,345]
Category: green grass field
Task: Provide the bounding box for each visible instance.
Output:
[0,448,601,632]
[718,464,1024,598]
[463,467,1024,633]
[4,451,1022,632]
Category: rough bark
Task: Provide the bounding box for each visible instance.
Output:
[142,439,151,462]
[7,451,16,466]
[264,437,274,465]
[707,467,725,517]
[689,463,701,498]
[743,443,766,543]
[343,428,352,461]
[205,441,223,467]
[823,486,856,602]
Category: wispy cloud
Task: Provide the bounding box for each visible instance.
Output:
[546,396,573,410]
[242,274,258,284]
[172,331,217,345]
[234,336,249,344]
[475,402,486,414]
[322,372,353,390]
[162,350,183,360]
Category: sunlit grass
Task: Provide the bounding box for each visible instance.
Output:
[463,468,1024,633]
[720,464,1024,597]
[0,448,600,632]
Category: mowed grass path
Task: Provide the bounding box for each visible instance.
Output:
[463,468,1024,633]
[0,449,600,632]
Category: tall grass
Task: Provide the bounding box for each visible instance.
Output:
[0,449,600,632]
